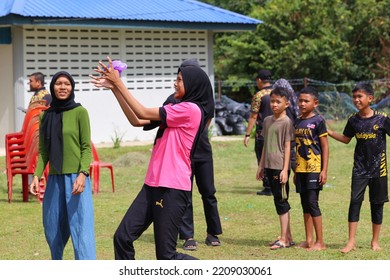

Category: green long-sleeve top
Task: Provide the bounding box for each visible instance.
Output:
[34,106,92,177]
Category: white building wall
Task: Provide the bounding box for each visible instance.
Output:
[0,44,14,155]
[15,26,211,146]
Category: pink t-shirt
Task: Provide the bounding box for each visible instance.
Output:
[144,102,201,191]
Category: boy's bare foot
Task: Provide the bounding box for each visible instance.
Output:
[371,243,382,251]
[340,242,356,253]
[306,242,326,251]
[296,241,311,249]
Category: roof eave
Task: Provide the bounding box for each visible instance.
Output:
[0,15,260,31]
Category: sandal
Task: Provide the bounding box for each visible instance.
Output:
[269,239,280,246]
[205,235,221,246]
[183,239,197,251]
[269,239,295,247]
[270,240,288,250]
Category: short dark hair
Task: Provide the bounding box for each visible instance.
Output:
[256,69,272,81]
[299,86,318,99]
[352,82,374,96]
[29,72,45,86]
[270,86,289,101]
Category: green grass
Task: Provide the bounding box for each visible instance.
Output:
[1,120,390,260]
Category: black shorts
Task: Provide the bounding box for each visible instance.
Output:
[351,176,389,204]
[295,173,322,193]
[299,190,321,217]
[265,168,291,215]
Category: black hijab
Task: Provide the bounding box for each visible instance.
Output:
[144,58,215,131]
[178,65,214,158]
[143,61,214,156]
[179,66,214,123]
[40,71,81,173]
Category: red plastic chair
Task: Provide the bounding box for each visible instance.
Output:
[89,142,115,193]
[6,133,40,202]
[7,120,40,159]
[5,105,48,202]
[7,132,48,203]
[36,165,49,204]
[6,106,46,146]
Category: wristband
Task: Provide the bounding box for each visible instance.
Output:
[80,170,89,177]
[245,134,250,137]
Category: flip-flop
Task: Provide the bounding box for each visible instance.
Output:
[183,239,197,251]
[205,235,221,246]
[269,239,295,247]
[268,236,281,246]
[270,241,288,250]
[269,239,280,246]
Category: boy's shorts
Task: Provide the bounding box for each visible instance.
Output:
[295,172,322,193]
[351,176,389,204]
[265,168,291,215]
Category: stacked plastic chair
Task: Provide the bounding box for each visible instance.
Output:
[89,142,115,193]
[5,100,49,203]
[37,166,49,204]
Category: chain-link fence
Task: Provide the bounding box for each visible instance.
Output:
[215,78,390,116]
[213,78,390,135]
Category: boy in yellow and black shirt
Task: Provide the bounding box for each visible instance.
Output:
[294,86,329,251]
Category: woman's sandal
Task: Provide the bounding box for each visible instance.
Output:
[183,239,198,251]
[205,235,221,246]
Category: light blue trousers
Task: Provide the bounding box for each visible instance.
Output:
[43,174,96,260]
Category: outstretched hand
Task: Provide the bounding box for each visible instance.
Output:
[89,75,115,89]
[89,56,121,89]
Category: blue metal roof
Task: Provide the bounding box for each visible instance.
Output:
[0,0,261,29]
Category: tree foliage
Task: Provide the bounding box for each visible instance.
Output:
[201,0,390,86]
[346,0,390,79]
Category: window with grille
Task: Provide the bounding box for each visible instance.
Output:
[24,27,209,92]
[22,26,210,143]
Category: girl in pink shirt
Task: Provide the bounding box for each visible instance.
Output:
[91,57,213,260]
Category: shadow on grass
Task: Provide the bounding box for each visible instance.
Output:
[217,188,260,195]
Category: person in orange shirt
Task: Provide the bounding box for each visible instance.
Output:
[28,72,52,106]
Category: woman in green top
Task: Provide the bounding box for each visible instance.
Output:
[30,71,95,260]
